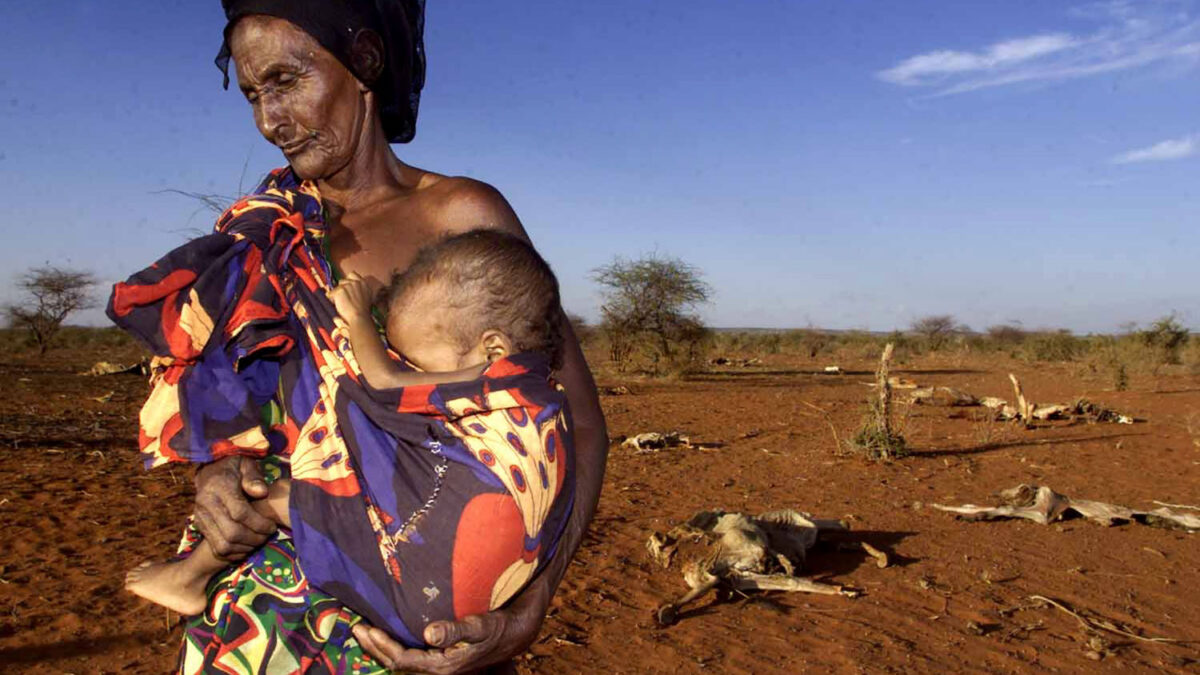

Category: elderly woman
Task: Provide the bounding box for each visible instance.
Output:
[119,1,607,672]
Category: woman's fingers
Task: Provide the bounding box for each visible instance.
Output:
[226,494,278,537]
[351,624,396,670]
[192,458,275,559]
[239,458,270,498]
[192,505,252,560]
[352,621,498,675]
[206,468,276,540]
[353,625,459,674]
[424,614,495,648]
[387,641,480,675]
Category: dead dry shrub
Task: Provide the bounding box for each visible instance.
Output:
[849,343,908,461]
[1183,336,1200,374]
[987,323,1028,346]
[1112,361,1129,391]
[1186,413,1200,451]
[1136,313,1189,366]
[713,328,839,361]
[785,328,832,359]
[1079,336,1131,390]
[1084,320,1188,380]
[1019,329,1087,362]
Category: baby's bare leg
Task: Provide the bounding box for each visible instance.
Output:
[125,539,230,615]
[253,478,291,528]
[125,479,291,615]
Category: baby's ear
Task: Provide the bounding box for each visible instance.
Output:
[481,330,513,362]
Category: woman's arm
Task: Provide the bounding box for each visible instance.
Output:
[529,315,608,589]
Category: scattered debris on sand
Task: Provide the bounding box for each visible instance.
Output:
[864,376,920,389]
[1002,374,1136,425]
[79,360,147,376]
[1027,594,1187,645]
[599,385,632,396]
[910,386,979,407]
[932,484,1200,532]
[903,373,1135,424]
[709,356,763,367]
[647,509,859,625]
[621,431,692,453]
[978,395,1135,424]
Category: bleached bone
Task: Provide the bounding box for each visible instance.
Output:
[933,484,1199,532]
[980,397,1008,409]
[80,360,147,376]
[1009,373,1034,424]
[622,431,691,453]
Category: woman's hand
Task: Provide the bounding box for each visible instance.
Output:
[351,574,550,674]
[329,272,376,325]
[193,455,277,560]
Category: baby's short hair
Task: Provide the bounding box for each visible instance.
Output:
[386,229,564,368]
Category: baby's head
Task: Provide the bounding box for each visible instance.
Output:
[383,229,563,372]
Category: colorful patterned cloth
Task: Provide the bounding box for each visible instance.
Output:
[108,168,575,673]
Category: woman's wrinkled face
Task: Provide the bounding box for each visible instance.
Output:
[229,16,369,181]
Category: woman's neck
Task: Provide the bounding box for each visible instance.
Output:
[316,106,414,214]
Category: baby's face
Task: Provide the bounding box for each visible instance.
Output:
[385,280,472,372]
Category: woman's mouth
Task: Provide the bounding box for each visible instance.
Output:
[280,138,311,156]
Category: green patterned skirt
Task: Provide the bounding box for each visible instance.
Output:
[177,458,387,675]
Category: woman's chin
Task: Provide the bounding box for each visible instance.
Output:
[286,158,321,181]
[287,154,352,183]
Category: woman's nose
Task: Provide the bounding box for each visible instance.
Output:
[256,95,287,141]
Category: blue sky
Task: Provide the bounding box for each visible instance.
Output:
[1,0,1197,332]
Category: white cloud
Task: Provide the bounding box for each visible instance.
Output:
[879,34,1078,85]
[1112,134,1200,163]
[877,2,1200,95]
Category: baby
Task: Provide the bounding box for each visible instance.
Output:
[126,229,574,642]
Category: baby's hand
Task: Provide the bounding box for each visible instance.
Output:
[328,272,375,324]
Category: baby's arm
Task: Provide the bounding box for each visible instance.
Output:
[329,274,484,390]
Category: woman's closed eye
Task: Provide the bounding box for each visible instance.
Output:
[243,71,301,103]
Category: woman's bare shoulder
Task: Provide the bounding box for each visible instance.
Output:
[416,174,527,240]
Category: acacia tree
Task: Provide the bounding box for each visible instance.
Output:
[910,314,968,351]
[5,266,98,354]
[592,254,711,373]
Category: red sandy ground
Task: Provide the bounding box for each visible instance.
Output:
[1,344,1198,673]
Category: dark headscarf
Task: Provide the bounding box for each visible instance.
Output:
[215,0,426,144]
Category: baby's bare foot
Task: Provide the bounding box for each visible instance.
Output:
[124,560,209,616]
